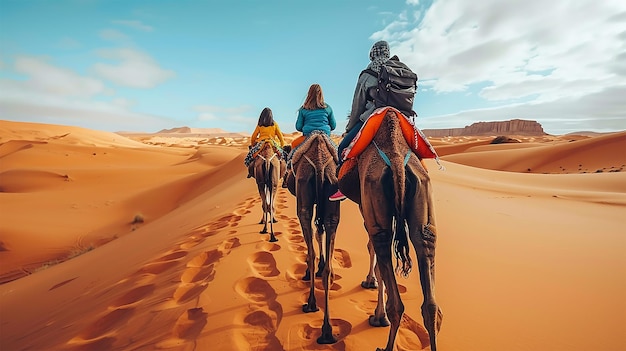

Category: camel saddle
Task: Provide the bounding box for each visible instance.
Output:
[289,130,338,167]
[338,107,440,203]
[341,106,438,162]
[251,139,283,159]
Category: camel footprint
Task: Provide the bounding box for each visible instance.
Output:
[396,313,431,350]
[287,318,352,350]
[156,307,209,349]
[247,251,280,278]
[234,276,284,351]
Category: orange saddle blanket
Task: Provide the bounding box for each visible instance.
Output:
[342,106,439,161]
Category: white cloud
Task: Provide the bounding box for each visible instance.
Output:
[13,56,105,97]
[99,29,131,42]
[92,48,175,88]
[0,56,173,132]
[112,20,153,32]
[193,105,255,125]
[373,0,626,132]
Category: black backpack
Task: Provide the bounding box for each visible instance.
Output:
[361,55,418,117]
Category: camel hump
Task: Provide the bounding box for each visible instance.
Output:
[290,131,338,166]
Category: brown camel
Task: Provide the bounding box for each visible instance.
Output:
[338,110,443,351]
[252,141,285,242]
[284,131,340,344]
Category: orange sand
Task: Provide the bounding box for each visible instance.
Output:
[1,119,624,351]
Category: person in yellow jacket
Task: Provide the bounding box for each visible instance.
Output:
[245,107,287,178]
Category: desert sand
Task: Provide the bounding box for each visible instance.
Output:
[0,119,624,351]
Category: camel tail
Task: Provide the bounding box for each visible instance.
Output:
[389,117,412,278]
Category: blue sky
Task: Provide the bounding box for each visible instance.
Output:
[1,0,625,135]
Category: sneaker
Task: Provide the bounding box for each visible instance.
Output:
[329,190,346,201]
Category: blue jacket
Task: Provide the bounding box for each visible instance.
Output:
[295,105,336,136]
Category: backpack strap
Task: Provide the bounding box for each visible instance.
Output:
[359,68,379,102]
[360,68,378,79]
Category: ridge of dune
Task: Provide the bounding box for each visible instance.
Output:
[0,119,147,148]
[156,126,233,134]
[440,130,626,174]
[0,120,624,351]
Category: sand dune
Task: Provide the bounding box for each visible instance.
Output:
[0,120,624,351]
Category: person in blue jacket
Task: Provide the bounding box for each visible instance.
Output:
[282,83,336,188]
[296,83,336,138]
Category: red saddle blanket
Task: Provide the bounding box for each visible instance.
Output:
[341,106,439,161]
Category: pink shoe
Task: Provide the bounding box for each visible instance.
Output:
[329,190,346,201]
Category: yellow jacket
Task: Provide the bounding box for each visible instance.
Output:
[251,124,285,147]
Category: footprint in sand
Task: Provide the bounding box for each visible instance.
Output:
[286,233,304,244]
[350,298,379,315]
[234,265,284,351]
[173,282,209,304]
[66,307,135,349]
[285,263,309,289]
[180,264,215,284]
[136,250,188,275]
[256,241,281,252]
[156,307,209,349]
[287,318,352,350]
[186,249,223,268]
[396,313,431,350]
[218,237,241,255]
[233,207,251,216]
[247,251,280,278]
[235,276,278,303]
[110,284,156,309]
[172,307,208,339]
[333,248,353,269]
[233,302,284,351]
[179,235,205,250]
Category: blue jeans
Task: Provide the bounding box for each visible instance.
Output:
[337,120,364,169]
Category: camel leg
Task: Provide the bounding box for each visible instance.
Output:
[412,223,442,350]
[257,184,268,231]
[408,178,442,350]
[369,260,389,327]
[315,222,325,278]
[361,239,378,289]
[317,226,337,344]
[371,231,404,351]
[268,185,278,242]
[271,184,279,223]
[298,200,319,313]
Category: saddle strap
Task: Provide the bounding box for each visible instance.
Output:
[373,141,411,167]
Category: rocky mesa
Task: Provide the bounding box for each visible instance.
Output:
[423,119,546,137]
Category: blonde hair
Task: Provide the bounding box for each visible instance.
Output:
[302,84,326,110]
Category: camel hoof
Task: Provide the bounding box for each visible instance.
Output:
[360,280,377,289]
[316,333,337,344]
[272,218,278,223]
[301,270,311,281]
[315,270,324,278]
[369,315,390,327]
[259,229,267,234]
[269,237,278,243]
[302,303,319,313]
[258,220,264,224]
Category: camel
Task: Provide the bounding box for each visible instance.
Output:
[338,109,443,351]
[284,131,340,344]
[252,141,285,242]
